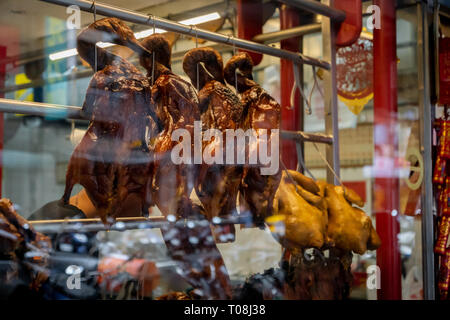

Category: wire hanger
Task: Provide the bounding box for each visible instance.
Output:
[151,15,156,86]
[311,141,345,190]
[311,65,324,99]
[280,160,302,194]
[295,142,316,180]
[231,35,238,93]
[289,63,312,115]
[91,0,98,72]
[193,25,200,91]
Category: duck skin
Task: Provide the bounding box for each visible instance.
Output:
[224,52,282,227]
[139,34,200,218]
[63,18,156,222]
[140,39,233,299]
[182,47,244,241]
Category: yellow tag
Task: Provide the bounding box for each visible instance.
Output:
[338,93,373,115]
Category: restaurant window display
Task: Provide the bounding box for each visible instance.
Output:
[0,0,446,302]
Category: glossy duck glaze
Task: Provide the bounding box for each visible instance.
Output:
[63,18,156,222]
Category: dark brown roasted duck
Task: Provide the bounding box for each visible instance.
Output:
[139,34,200,218]
[224,52,282,227]
[62,18,156,222]
[182,47,244,240]
[140,36,232,299]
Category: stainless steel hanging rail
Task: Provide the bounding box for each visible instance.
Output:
[40,0,330,70]
[281,130,333,145]
[279,0,346,23]
[0,98,83,119]
[252,23,322,44]
[30,215,254,234]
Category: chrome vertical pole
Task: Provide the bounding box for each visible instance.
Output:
[417,1,435,301]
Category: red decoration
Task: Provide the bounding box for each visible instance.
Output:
[335,0,362,47]
[336,38,373,114]
[439,37,450,105]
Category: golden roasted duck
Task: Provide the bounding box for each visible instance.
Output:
[319,181,381,254]
[269,170,330,250]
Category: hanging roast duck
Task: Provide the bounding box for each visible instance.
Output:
[224,52,282,227]
[182,47,244,241]
[63,18,156,222]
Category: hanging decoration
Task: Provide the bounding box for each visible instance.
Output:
[336,36,373,115]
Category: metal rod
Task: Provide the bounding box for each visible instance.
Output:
[29,216,164,224]
[0,98,83,119]
[0,43,231,94]
[281,130,333,145]
[279,0,346,23]
[31,215,254,234]
[417,1,435,300]
[252,23,321,44]
[0,100,334,147]
[40,0,330,69]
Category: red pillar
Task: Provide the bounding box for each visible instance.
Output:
[373,0,402,300]
[280,5,301,170]
[237,0,263,66]
[0,46,6,197]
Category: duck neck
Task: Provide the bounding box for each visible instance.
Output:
[149,62,171,81]
[77,29,118,71]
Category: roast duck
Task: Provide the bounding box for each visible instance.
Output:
[139,34,200,219]
[0,199,51,291]
[224,52,282,227]
[63,18,156,222]
[182,47,244,241]
[139,36,232,299]
[267,170,381,254]
[54,16,381,299]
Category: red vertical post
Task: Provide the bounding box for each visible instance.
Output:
[236,0,263,66]
[280,5,301,170]
[373,0,402,300]
[0,46,6,197]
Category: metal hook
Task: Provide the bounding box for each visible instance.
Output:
[295,141,316,180]
[151,51,155,86]
[91,0,98,72]
[192,25,198,48]
[231,35,238,93]
[153,15,156,34]
[311,65,324,98]
[290,63,311,115]
[90,0,96,11]
[312,141,344,187]
[191,25,200,90]
[145,14,156,86]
